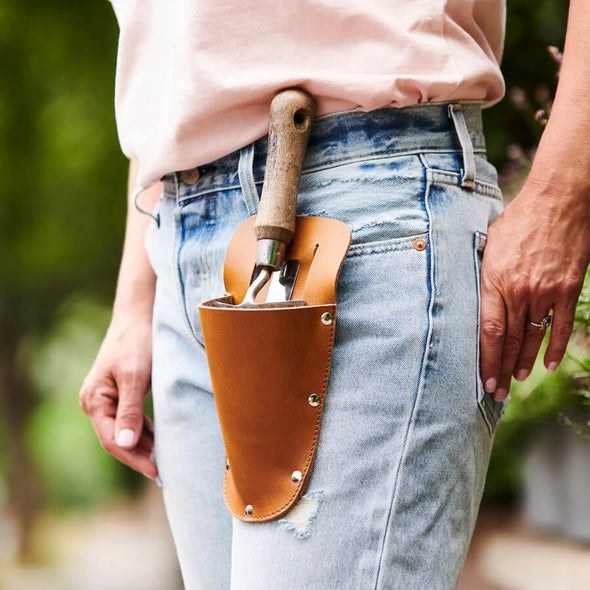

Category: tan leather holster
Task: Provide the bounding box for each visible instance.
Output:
[198,215,351,522]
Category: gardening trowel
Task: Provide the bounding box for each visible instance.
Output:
[237,88,316,307]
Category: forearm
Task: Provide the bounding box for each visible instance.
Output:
[479,0,590,398]
[527,0,590,200]
[112,159,162,320]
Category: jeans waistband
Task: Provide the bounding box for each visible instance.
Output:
[162,101,485,202]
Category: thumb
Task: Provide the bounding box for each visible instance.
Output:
[114,372,148,449]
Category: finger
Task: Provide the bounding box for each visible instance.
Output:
[114,369,150,450]
[512,301,551,381]
[544,296,577,371]
[137,427,159,480]
[142,413,155,435]
[78,374,104,416]
[78,385,89,414]
[494,294,527,401]
[91,408,157,475]
[479,280,507,396]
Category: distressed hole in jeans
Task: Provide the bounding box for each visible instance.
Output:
[278,490,324,539]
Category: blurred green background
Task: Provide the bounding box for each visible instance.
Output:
[1,1,590,588]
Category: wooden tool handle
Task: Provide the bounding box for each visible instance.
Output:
[255,88,317,244]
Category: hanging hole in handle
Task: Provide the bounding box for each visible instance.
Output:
[293,108,310,131]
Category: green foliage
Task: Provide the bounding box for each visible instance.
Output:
[483,0,569,167]
[484,269,590,502]
[0,0,128,337]
[0,0,132,513]
[25,296,147,509]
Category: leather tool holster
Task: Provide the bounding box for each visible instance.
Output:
[199,215,351,522]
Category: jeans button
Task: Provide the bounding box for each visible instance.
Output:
[180,167,200,185]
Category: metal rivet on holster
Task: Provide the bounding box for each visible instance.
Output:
[245,504,253,516]
[291,470,302,483]
[308,393,321,407]
[320,312,333,325]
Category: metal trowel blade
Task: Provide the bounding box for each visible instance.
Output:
[251,258,300,303]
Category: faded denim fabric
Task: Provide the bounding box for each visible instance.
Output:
[144,102,509,590]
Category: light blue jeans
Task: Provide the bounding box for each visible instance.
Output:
[144,102,509,590]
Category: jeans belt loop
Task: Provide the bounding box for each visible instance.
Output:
[448,103,476,190]
[170,171,181,206]
[238,142,260,216]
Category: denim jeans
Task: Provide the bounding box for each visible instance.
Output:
[144,102,509,590]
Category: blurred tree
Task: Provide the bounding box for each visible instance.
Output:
[0,0,127,559]
[483,0,569,165]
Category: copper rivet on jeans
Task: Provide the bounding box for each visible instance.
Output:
[245,504,253,516]
[308,393,321,407]
[413,238,427,251]
[321,312,333,325]
[291,470,302,483]
[180,167,200,185]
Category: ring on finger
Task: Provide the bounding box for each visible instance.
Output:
[528,312,552,332]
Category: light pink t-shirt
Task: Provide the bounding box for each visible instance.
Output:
[108,0,506,191]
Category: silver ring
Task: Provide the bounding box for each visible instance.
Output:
[528,313,552,332]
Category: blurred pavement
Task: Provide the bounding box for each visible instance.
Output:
[458,505,590,590]
[2,491,590,590]
[0,484,182,590]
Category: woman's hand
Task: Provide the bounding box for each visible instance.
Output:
[78,158,161,479]
[78,310,158,480]
[479,178,590,402]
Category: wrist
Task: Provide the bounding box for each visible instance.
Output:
[517,174,590,229]
[525,146,590,209]
[527,161,590,199]
[529,115,590,198]
[112,277,155,322]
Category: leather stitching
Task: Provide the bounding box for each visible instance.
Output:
[222,303,337,520]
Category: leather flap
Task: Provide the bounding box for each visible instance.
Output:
[224,215,351,305]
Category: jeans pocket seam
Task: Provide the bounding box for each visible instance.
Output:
[173,205,207,352]
[346,230,429,258]
[421,155,503,200]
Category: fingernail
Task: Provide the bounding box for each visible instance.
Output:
[494,388,507,402]
[484,377,497,393]
[515,368,529,381]
[142,472,156,481]
[116,429,135,447]
[548,362,558,372]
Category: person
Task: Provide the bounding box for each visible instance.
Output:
[78,1,590,588]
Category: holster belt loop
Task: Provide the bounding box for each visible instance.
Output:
[448,103,476,189]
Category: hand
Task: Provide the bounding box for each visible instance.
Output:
[78,312,158,480]
[479,178,590,402]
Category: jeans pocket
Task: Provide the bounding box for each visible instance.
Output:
[473,230,509,436]
[174,190,246,351]
[298,154,428,255]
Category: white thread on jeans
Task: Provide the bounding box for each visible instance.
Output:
[278,490,324,539]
